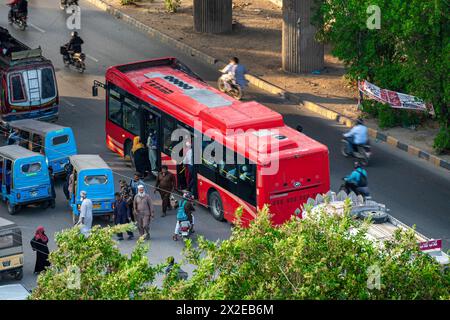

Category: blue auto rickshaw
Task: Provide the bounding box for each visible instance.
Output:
[68,155,115,224]
[0,145,53,214]
[8,119,77,176]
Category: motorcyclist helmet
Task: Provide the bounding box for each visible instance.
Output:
[182,191,194,201]
[71,31,78,37]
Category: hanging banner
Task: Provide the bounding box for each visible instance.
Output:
[358,80,434,114]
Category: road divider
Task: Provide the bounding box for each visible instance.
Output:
[85,0,449,172]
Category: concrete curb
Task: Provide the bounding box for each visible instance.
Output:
[86,0,449,172]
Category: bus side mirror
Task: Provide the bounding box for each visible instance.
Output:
[296,125,303,133]
[92,85,98,97]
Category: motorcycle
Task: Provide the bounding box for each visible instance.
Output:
[8,8,27,31]
[217,73,243,100]
[339,179,371,199]
[60,0,79,10]
[178,220,192,239]
[60,45,86,73]
[341,138,371,166]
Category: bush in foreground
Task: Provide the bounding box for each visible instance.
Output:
[31,205,450,300]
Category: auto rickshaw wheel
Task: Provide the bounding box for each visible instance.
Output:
[13,268,23,280]
[7,200,18,215]
[72,212,79,225]
[40,201,50,209]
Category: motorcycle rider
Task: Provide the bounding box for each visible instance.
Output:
[173,192,195,241]
[343,161,368,195]
[64,31,84,62]
[343,118,368,155]
[8,0,27,22]
[219,57,248,92]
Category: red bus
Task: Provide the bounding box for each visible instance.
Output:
[0,27,59,127]
[93,57,330,226]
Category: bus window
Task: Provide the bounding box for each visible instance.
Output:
[123,103,140,135]
[238,164,255,184]
[9,73,27,102]
[41,67,56,99]
[219,162,238,184]
[236,163,256,206]
[108,88,122,126]
[163,116,177,154]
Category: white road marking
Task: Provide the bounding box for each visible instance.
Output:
[61,98,75,107]
[86,54,99,62]
[29,23,46,33]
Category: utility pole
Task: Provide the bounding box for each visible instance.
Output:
[193,0,232,34]
[282,0,324,73]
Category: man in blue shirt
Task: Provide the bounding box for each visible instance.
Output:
[344,162,368,194]
[220,57,248,91]
[343,118,368,154]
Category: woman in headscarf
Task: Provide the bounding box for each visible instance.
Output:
[30,226,50,274]
[132,136,150,177]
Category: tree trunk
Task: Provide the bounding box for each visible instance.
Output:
[193,0,232,34]
[282,0,324,73]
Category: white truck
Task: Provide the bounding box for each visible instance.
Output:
[303,191,449,266]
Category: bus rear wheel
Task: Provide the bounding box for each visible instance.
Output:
[208,191,225,221]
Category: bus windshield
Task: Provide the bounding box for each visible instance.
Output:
[8,67,57,105]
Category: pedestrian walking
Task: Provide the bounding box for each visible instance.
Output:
[47,166,56,209]
[133,185,154,240]
[77,190,93,236]
[30,226,50,274]
[68,171,74,200]
[130,173,147,196]
[182,142,194,191]
[155,165,176,217]
[120,179,135,222]
[113,192,134,241]
[147,130,158,175]
[63,164,73,200]
[132,136,150,177]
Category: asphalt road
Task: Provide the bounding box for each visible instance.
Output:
[0,0,449,291]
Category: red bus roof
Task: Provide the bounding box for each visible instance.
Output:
[106,58,328,163]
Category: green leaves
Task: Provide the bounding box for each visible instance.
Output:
[30,224,162,300]
[314,0,450,152]
[162,205,450,300]
[31,207,450,300]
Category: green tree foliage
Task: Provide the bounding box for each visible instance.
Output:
[314,0,449,152]
[160,205,450,300]
[30,224,162,300]
[30,207,450,300]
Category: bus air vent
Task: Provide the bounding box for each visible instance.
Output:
[144,80,174,95]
